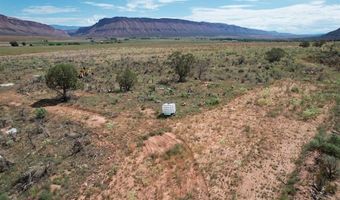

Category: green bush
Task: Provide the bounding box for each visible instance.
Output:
[291,86,299,93]
[205,96,220,106]
[45,64,78,101]
[299,41,310,48]
[265,48,286,63]
[0,193,9,200]
[167,51,195,82]
[319,155,339,180]
[38,190,53,200]
[310,50,340,71]
[117,68,137,92]
[313,41,326,47]
[301,107,320,120]
[307,132,340,158]
[35,108,47,119]
[9,41,19,47]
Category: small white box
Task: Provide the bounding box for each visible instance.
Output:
[162,103,176,116]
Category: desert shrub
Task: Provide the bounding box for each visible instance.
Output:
[314,171,327,192]
[301,107,320,120]
[117,68,137,92]
[9,41,19,47]
[167,51,195,82]
[164,144,184,159]
[45,64,78,101]
[265,48,286,63]
[256,98,271,106]
[195,58,209,80]
[0,193,9,200]
[324,182,337,194]
[320,143,340,158]
[299,41,310,48]
[205,96,220,106]
[38,189,53,200]
[21,42,26,46]
[291,86,299,93]
[313,41,326,47]
[269,67,283,80]
[319,155,339,180]
[35,108,47,119]
[307,132,340,158]
[310,50,340,71]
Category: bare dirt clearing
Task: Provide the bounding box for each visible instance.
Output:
[172,81,329,199]
[45,105,107,129]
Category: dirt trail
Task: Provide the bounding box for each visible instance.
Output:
[171,81,328,199]
[0,80,330,200]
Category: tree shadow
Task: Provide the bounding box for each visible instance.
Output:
[31,98,65,108]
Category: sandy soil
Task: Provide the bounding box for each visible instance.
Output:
[170,81,328,199]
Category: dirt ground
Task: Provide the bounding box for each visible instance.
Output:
[0,80,330,199]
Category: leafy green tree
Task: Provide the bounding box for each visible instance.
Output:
[265,48,286,63]
[167,51,195,82]
[45,64,78,101]
[117,68,137,92]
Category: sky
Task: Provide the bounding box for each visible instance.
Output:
[0,0,339,34]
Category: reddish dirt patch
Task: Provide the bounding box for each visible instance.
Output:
[142,132,182,157]
[0,90,24,107]
[98,134,209,200]
[171,81,329,199]
[45,105,107,128]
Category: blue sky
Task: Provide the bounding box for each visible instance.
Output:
[0,0,339,34]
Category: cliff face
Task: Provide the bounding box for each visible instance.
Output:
[0,14,69,37]
[75,17,291,39]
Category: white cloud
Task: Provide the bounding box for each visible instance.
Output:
[23,6,77,15]
[125,0,186,11]
[220,5,252,9]
[83,1,115,9]
[186,1,340,34]
[83,0,186,12]
[18,15,106,26]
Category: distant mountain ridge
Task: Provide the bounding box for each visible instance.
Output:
[0,14,68,37]
[74,17,298,39]
[320,28,340,40]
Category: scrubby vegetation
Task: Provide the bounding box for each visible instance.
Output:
[0,40,339,199]
[9,41,19,47]
[299,41,310,48]
[281,84,340,200]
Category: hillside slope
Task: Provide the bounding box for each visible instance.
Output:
[320,28,340,40]
[74,17,294,39]
[0,14,69,37]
